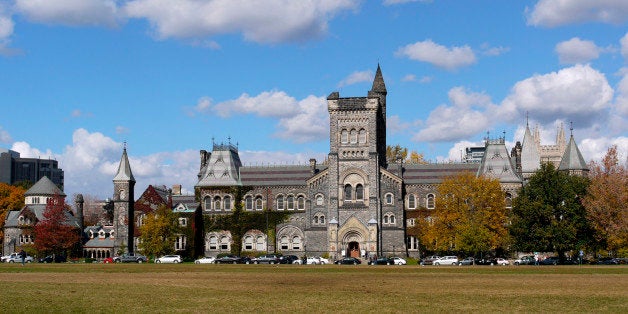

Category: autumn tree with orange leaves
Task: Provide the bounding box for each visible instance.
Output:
[0,183,25,238]
[582,145,628,256]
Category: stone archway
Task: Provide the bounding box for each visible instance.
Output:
[342,230,363,258]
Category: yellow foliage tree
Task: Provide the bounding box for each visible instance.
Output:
[423,172,508,255]
[0,183,26,238]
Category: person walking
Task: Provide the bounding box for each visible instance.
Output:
[19,249,26,266]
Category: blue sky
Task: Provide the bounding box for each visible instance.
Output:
[1,0,627,200]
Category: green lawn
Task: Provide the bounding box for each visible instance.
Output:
[0,263,626,313]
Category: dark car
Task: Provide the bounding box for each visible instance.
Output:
[597,257,620,265]
[458,257,475,265]
[279,255,299,264]
[215,255,251,264]
[334,257,361,265]
[252,254,282,264]
[368,257,394,265]
[39,255,67,263]
[539,257,560,265]
[514,255,535,266]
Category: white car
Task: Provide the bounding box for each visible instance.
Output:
[194,256,216,264]
[494,258,510,266]
[433,256,459,265]
[390,257,407,265]
[155,255,182,263]
[293,257,321,265]
[316,256,330,264]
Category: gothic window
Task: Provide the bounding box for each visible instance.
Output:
[245,196,253,211]
[355,184,364,200]
[292,236,301,250]
[385,193,393,205]
[178,218,187,227]
[408,194,416,209]
[220,236,230,251]
[350,129,357,144]
[344,184,352,201]
[256,236,265,251]
[175,235,187,251]
[243,236,254,250]
[287,195,294,210]
[315,194,324,206]
[223,195,231,211]
[390,214,395,224]
[341,129,349,144]
[320,215,325,224]
[276,195,284,210]
[208,236,218,250]
[426,194,435,209]
[358,128,367,144]
[383,215,389,224]
[297,196,305,210]
[280,236,289,250]
[204,196,211,211]
[214,196,221,211]
[255,196,263,211]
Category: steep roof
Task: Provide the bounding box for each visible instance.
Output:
[520,124,541,173]
[196,144,242,187]
[476,139,522,183]
[113,148,135,182]
[370,64,387,94]
[558,135,588,171]
[25,176,65,197]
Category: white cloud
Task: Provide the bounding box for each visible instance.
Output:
[480,43,510,56]
[413,87,495,142]
[441,140,483,162]
[555,37,600,64]
[396,39,477,70]
[274,95,329,143]
[123,0,359,43]
[338,70,373,88]
[211,91,301,118]
[383,0,432,6]
[499,64,613,126]
[0,126,11,143]
[579,136,628,163]
[387,115,411,135]
[621,32,628,60]
[527,0,628,27]
[0,5,16,55]
[10,141,56,159]
[15,0,120,27]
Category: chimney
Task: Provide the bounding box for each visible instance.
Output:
[309,158,317,174]
[172,184,182,195]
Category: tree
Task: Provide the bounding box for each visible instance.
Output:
[510,163,591,261]
[422,172,508,256]
[408,151,428,164]
[137,204,179,258]
[386,144,427,164]
[34,194,80,255]
[582,145,628,256]
[0,183,25,238]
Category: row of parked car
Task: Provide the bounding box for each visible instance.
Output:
[420,256,511,266]
[1,252,67,263]
[193,254,335,265]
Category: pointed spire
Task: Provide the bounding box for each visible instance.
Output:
[113,146,135,182]
[370,64,387,94]
[559,127,587,172]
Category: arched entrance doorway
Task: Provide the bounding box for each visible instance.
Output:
[348,241,360,258]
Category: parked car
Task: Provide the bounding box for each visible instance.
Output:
[458,257,475,265]
[155,255,182,263]
[252,254,282,264]
[39,255,67,263]
[390,257,407,265]
[475,258,496,265]
[334,257,361,265]
[113,253,148,263]
[215,255,251,264]
[316,256,330,264]
[597,257,620,265]
[194,256,216,264]
[103,257,114,264]
[514,255,535,266]
[368,257,405,265]
[433,256,458,265]
[293,256,322,265]
[539,256,560,265]
[4,252,34,263]
[279,255,299,264]
[420,255,440,265]
[494,258,509,265]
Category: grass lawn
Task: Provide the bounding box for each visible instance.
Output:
[0,263,626,313]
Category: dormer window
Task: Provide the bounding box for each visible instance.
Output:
[98,230,105,239]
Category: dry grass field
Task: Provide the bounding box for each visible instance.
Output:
[0,263,626,313]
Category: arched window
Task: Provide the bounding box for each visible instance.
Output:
[297,196,305,210]
[314,216,319,224]
[292,236,301,250]
[223,195,231,211]
[385,193,393,205]
[255,196,263,211]
[280,236,289,250]
[320,215,325,224]
[426,194,435,209]
[220,236,230,251]
[316,195,323,206]
[204,196,211,211]
[208,236,218,250]
[390,214,395,224]
[358,129,367,144]
[383,215,389,224]
[408,194,416,209]
[355,184,364,200]
[287,195,294,210]
[276,195,284,210]
[256,236,265,251]
[341,129,349,144]
[243,236,254,250]
[350,129,357,144]
[344,184,352,201]
[245,196,253,210]
[505,193,512,209]
[214,196,221,211]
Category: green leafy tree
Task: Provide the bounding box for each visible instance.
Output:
[510,163,591,261]
[582,145,628,256]
[34,194,80,256]
[424,172,508,256]
[137,204,179,258]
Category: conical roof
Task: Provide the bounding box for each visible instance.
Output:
[25,176,65,197]
[370,64,387,94]
[113,148,135,182]
[558,135,588,171]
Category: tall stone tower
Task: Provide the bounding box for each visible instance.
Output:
[112,146,135,254]
[326,64,390,257]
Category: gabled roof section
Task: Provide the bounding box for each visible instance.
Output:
[477,139,522,183]
[370,64,387,94]
[520,124,541,173]
[196,144,242,187]
[241,164,325,186]
[558,134,588,171]
[395,163,480,185]
[25,176,65,197]
[113,147,135,182]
